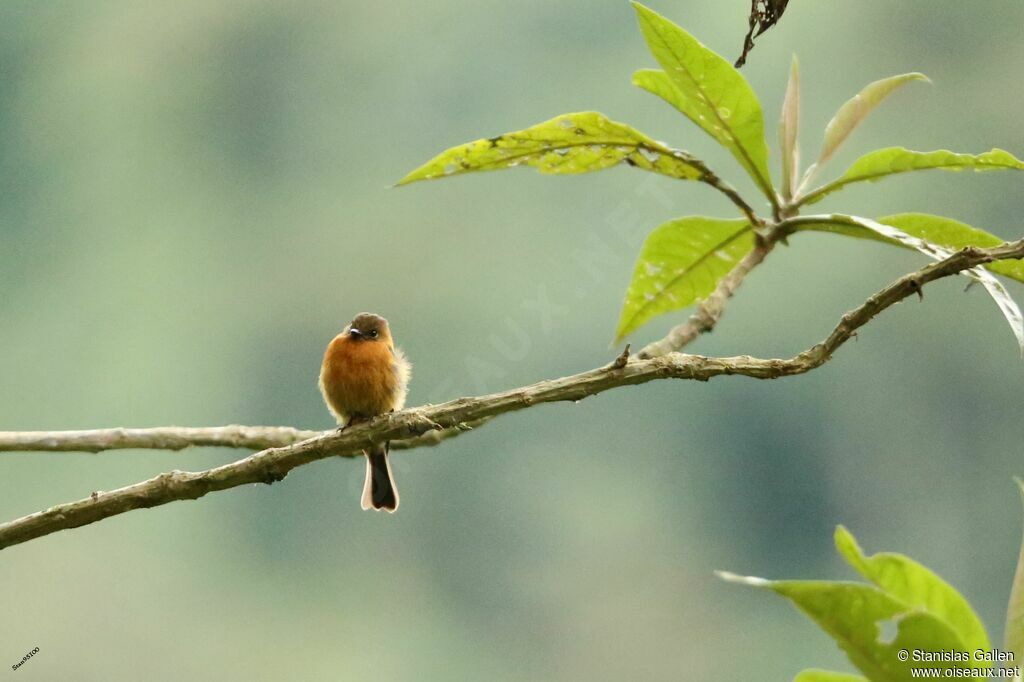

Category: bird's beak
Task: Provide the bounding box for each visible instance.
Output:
[349,327,363,338]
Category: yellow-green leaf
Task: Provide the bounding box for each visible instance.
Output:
[815,73,929,168]
[796,213,1024,284]
[631,3,773,200]
[719,571,979,682]
[798,213,1024,354]
[397,112,704,186]
[615,217,753,342]
[800,147,1024,206]
[835,526,991,657]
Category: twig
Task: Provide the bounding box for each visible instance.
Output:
[696,166,764,227]
[633,162,786,362]
[0,425,319,454]
[2,239,1021,551]
[672,149,765,226]
[636,219,801,358]
[0,421,484,455]
[666,146,764,226]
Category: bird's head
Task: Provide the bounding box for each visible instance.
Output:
[345,312,391,343]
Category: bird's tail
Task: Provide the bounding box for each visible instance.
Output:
[361,444,399,512]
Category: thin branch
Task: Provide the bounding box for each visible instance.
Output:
[0,420,486,455]
[0,425,319,453]
[2,239,1022,551]
[697,166,764,227]
[669,147,764,226]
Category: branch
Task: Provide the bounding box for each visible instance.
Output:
[668,145,764,226]
[0,420,487,455]
[696,165,764,227]
[0,425,319,453]
[2,239,1021,551]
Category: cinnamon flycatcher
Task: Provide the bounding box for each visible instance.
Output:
[319,313,411,512]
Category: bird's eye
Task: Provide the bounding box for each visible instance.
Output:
[369,330,379,339]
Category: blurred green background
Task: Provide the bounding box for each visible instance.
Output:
[1,1,1022,680]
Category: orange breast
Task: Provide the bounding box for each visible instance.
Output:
[319,335,402,423]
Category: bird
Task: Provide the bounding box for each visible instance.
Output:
[319,312,411,512]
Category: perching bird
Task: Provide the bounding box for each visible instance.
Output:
[319,312,411,512]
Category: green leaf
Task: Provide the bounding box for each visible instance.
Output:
[798,214,1024,354]
[881,215,1024,284]
[835,526,991,656]
[800,147,1024,206]
[397,112,704,185]
[793,670,868,682]
[1004,477,1024,666]
[615,217,753,342]
[795,213,1024,284]
[631,3,773,200]
[814,73,929,168]
[719,571,980,682]
[779,55,801,201]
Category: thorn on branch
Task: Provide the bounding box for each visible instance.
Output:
[961,245,986,259]
[610,344,631,370]
[262,466,287,485]
[909,277,924,301]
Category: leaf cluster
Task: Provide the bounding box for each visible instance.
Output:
[400,3,1024,353]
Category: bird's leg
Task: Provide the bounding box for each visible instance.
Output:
[336,415,369,434]
[335,415,373,457]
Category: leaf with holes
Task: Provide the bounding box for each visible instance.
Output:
[800,147,1024,205]
[835,526,991,656]
[718,573,976,681]
[615,217,753,342]
[720,531,992,682]
[632,3,773,200]
[398,112,704,186]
